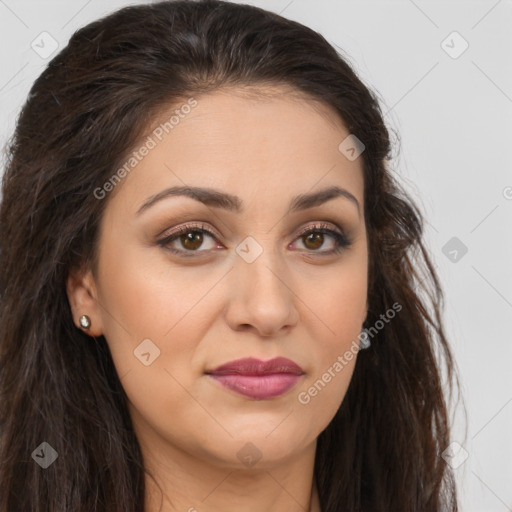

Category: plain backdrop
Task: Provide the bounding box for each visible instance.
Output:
[1,1,511,510]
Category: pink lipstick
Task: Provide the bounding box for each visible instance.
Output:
[205,357,304,400]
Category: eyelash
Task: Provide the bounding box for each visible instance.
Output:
[157,222,352,258]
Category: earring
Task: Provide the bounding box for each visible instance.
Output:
[79,315,91,330]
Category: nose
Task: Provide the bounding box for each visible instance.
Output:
[223,242,299,338]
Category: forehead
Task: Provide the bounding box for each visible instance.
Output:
[107,85,364,213]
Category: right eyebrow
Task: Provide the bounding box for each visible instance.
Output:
[136,184,361,218]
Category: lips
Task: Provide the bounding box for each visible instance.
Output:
[206,357,304,376]
[205,357,304,399]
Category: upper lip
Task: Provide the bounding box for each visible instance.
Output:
[206,357,304,376]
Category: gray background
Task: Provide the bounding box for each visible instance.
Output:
[1,0,511,510]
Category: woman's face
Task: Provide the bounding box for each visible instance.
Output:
[68,86,368,471]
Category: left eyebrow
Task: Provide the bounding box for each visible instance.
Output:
[136,184,360,218]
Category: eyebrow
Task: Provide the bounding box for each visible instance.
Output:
[136,184,360,217]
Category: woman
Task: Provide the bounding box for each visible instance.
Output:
[0,1,462,510]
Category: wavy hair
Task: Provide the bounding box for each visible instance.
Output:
[0,1,463,510]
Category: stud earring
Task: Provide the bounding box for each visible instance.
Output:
[79,315,91,330]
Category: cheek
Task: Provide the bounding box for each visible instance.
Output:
[94,240,212,373]
[293,254,367,416]
[302,252,367,343]
[292,297,364,431]
[296,354,357,426]
[93,246,217,442]
[97,233,210,329]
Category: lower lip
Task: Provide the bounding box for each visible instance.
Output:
[207,373,302,399]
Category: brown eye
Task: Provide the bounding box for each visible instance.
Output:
[157,223,220,256]
[302,232,324,250]
[180,231,205,251]
[292,223,352,255]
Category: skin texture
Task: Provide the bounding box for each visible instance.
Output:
[67,85,368,512]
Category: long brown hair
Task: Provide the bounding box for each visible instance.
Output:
[0,1,463,510]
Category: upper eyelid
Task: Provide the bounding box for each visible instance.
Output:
[158,221,345,249]
[158,222,221,241]
[295,223,343,236]
[159,221,343,240]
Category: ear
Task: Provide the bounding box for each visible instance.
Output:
[66,266,104,337]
